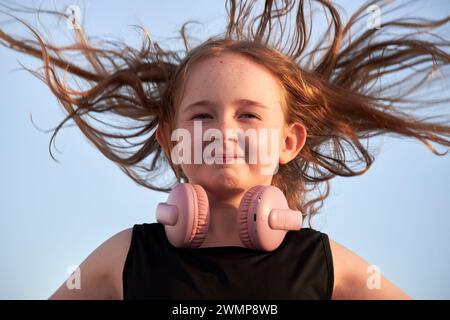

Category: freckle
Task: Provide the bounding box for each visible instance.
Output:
[219,60,223,63]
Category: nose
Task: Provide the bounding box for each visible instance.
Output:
[206,117,242,157]
[216,118,240,143]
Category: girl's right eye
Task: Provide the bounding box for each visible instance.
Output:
[191,113,212,120]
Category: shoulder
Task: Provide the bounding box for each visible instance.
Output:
[109,223,166,298]
[49,227,134,300]
[104,227,134,299]
[329,239,412,299]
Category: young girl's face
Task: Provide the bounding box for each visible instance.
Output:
[173,52,297,200]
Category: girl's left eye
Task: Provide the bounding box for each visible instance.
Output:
[240,113,259,119]
[191,113,260,120]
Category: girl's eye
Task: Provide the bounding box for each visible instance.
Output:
[240,113,259,119]
[190,113,260,120]
[191,113,212,120]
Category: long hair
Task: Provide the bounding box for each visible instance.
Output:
[1,0,450,226]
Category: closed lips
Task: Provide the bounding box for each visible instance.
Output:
[216,154,244,159]
[213,153,244,158]
[203,154,245,161]
[216,154,244,157]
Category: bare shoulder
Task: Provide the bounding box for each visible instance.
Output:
[49,227,133,300]
[329,239,412,300]
[105,227,134,299]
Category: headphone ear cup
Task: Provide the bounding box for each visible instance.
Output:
[189,184,210,248]
[237,185,265,250]
[238,185,298,251]
[157,183,210,248]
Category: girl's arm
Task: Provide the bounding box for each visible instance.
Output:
[330,240,412,299]
[48,228,132,300]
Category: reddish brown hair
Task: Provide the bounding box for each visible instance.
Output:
[1,0,450,225]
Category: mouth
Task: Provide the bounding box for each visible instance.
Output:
[219,154,244,159]
[204,154,245,163]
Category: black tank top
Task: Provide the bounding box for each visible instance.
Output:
[122,223,334,300]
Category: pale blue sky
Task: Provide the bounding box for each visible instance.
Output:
[1,0,449,299]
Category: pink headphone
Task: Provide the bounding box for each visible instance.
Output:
[156,183,303,251]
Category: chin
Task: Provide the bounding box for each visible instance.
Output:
[194,171,247,195]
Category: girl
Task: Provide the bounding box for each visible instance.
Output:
[1,0,449,299]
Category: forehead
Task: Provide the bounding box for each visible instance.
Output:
[178,52,283,108]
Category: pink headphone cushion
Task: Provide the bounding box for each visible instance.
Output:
[188,184,209,248]
[237,185,264,249]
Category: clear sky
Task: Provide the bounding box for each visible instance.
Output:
[0,0,449,299]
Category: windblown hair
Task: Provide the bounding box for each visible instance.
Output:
[1,0,450,225]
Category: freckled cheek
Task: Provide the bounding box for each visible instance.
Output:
[246,133,279,164]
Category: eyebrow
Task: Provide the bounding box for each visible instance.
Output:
[183,98,270,112]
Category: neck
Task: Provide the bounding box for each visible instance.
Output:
[198,192,245,248]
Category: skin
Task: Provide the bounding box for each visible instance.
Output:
[49,52,411,300]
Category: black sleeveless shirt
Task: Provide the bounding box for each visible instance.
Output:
[122,223,334,300]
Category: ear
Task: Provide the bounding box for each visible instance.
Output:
[279,122,307,165]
